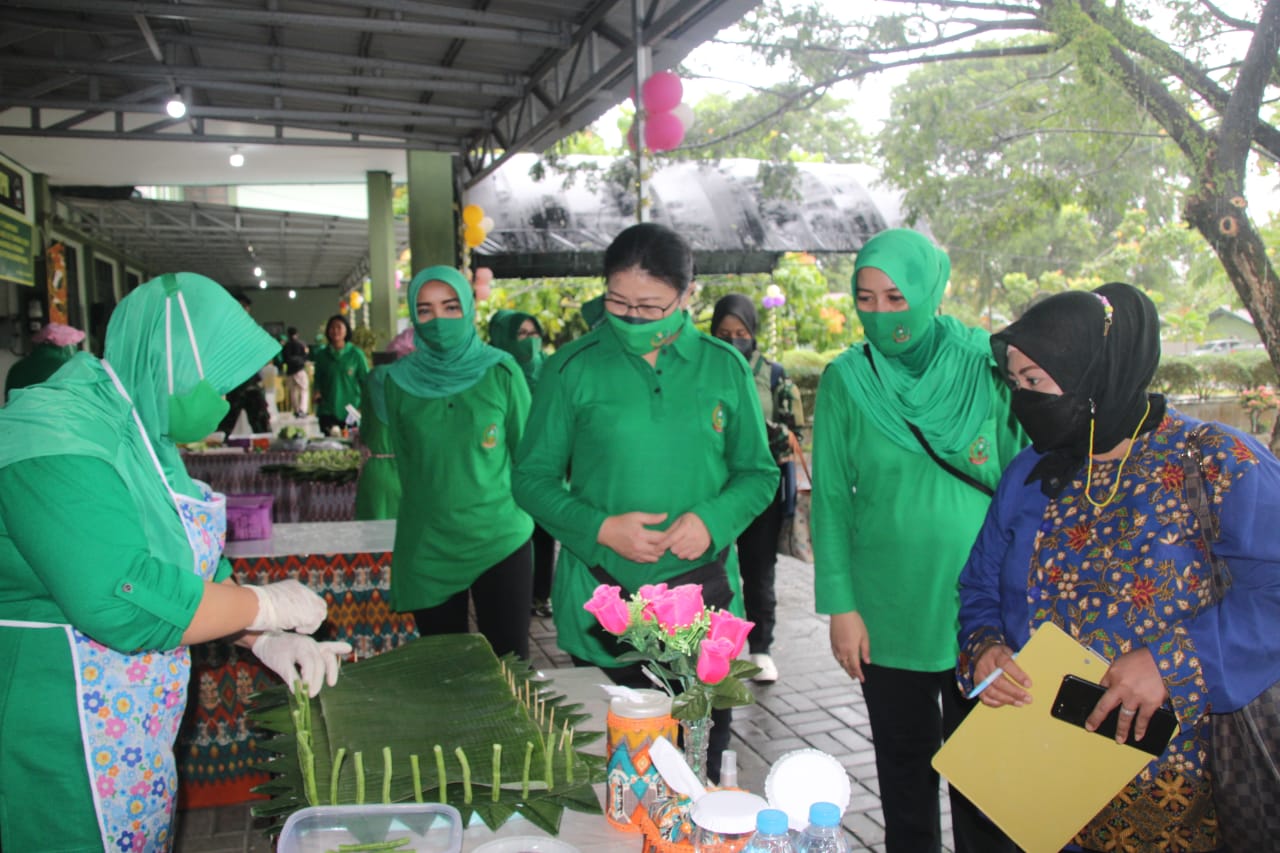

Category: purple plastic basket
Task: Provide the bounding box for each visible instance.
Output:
[226,493,273,541]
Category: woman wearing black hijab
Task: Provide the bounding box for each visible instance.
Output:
[957,282,1280,851]
[710,294,804,683]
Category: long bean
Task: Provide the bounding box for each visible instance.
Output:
[491,744,502,802]
[521,741,533,800]
[354,751,366,804]
[410,754,423,804]
[329,747,347,805]
[433,745,447,801]
[381,746,393,804]
[455,746,473,804]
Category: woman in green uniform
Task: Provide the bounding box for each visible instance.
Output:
[488,308,557,617]
[512,223,778,782]
[313,313,369,435]
[811,228,1023,853]
[4,321,85,401]
[369,266,533,658]
[0,273,351,851]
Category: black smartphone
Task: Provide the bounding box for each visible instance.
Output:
[1050,674,1178,757]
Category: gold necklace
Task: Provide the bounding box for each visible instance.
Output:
[1084,399,1152,509]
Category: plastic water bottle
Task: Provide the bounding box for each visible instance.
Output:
[796,802,850,853]
[742,808,797,853]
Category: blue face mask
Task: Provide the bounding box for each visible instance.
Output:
[164,291,229,442]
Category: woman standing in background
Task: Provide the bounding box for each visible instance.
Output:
[371,266,533,659]
[811,228,1023,853]
[313,313,369,435]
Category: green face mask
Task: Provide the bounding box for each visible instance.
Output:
[858,309,929,358]
[168,380,230,442]
[417,316,472,352]
[513,337,543,365]
[606,310,686,356]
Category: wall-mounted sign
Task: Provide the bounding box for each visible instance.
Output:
[0,159,27,218]
[0,208,34,287]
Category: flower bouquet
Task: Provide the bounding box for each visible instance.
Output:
[584,582,759,782]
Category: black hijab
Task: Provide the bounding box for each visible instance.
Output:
[992,282,1166,496]
[711,293,758,338]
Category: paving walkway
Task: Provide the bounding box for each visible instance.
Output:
[173,554,954,852]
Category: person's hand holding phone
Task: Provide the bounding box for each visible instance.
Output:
[1085,647,1169,744]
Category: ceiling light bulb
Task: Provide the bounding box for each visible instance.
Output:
[288,289,297,300]
[253,266,263,277]
[229,150,245,168]
[165,95,186,119]
[258,279,268,289]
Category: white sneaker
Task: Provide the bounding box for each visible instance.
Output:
[749,653,779,683]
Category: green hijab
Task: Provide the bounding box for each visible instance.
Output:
[833,228,995,455]
[487,309,544,391]
[0,272,279,497]
[374,266,512,418]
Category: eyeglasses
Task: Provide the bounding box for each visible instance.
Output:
[603,293,679,321]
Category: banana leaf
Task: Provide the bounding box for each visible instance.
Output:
[249,634,604,837]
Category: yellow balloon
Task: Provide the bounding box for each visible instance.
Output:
[462,204,484,226]
[464,223,486,248]
[349,291,364,310]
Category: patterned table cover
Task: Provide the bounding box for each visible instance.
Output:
[181,449,358,523]
[176,540,418,808]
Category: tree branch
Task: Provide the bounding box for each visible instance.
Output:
[1217,0,1280,174]
[1196,0,1258,31]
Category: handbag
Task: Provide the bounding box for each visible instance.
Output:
[777,431,813,562]
[1179,425,1280,847]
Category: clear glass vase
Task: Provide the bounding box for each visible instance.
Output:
[681,714,713,784]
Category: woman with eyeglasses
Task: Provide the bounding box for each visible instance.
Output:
[512,222,778,782]
[369,266,533,659]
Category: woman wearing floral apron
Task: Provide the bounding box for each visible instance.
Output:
[0,273,352,851]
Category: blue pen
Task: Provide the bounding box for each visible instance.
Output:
[967,652,1018,700]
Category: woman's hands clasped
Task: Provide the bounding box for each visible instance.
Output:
[597,511,712,563]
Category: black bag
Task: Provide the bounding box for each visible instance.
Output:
[1179,426,1280,847]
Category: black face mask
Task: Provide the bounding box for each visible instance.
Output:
[1011,389,1092,453]
[728,336,755,358]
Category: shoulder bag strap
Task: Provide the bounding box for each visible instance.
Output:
[862,344,994,497]
[1178,424,1232,601]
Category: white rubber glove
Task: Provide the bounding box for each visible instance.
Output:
[251,631,353,697]
[246,580,328,634]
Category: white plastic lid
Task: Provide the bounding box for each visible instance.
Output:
[690,790,770,835]
[764,748,852,831]
[608,688,673,719]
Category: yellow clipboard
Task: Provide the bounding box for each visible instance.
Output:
[932,622,1153,853]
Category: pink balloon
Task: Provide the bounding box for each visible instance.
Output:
[642,71,683,113]
[474,267,494,288]
[644,111,685,152]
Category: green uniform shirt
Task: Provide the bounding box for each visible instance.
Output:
[512,319,779,666]
[810,359,1025,671]
[313,343,369,421]
[385,361,533,611]
[354,370,401,520]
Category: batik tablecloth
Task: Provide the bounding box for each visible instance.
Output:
[176,521,417,808]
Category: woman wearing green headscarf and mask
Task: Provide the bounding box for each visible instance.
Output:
[0,272,352,851]
[487,308,558,617]
[811,229,1024,853]
[370,265,534,658]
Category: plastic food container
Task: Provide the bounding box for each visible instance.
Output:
[225,493,273,541]
[276,802,464,853]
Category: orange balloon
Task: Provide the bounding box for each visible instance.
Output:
[464,223,486,248]
[462,204,484,226]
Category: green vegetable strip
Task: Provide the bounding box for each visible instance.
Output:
[522,741,533,800]
[543,731,554,791]
[382,746,393,804]
[455,747,473,805]
[491,744,502,802]
[565,728,575,784]
[332,839,412,851]
[434,745,447,801]
[410,754,423,804]
[329,747,347,805]
[354,751,366,804]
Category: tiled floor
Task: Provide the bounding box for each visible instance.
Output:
[174,554,954,852]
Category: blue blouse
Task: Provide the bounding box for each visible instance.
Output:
[956,408,1280,850]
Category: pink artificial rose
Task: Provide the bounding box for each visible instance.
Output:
[708,610,754,658]
[583,585,631,634]
[649,584,705,634]
[696,636,735,685]
[637,583,669,601]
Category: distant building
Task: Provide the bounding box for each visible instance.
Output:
[1205,306,1260,344]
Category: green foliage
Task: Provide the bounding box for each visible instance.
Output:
[1152,358,1201,397]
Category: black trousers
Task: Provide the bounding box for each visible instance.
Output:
[317,413,345,435]
[412,539,533,660]
[571,657,733,785]
[860,663,1017,853]
[736,490,785,654]
[531,523,556,602]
